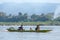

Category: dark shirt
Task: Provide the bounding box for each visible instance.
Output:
[18,26,23,30]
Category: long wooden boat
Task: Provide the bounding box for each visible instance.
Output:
[7,29,51,32]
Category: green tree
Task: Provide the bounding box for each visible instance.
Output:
[23,13,28,22]
[31,14,39,21]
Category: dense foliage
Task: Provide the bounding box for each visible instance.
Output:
[0,12,59,22]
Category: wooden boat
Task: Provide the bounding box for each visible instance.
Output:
[7,26,51,32]
[7,29,51,32]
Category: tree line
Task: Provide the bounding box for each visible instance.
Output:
[0,12,60,22]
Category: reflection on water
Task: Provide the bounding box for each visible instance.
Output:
[0,26,60,40]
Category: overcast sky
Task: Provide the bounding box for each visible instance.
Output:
[0,0,60,15]
[0,0,60,3]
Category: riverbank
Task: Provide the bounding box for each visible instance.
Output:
[0,21,60,26]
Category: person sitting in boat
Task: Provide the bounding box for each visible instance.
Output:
[35,24,40,31]
[18,25,23,31]
[30,27,33,31]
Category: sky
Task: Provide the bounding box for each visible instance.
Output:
[0,0,60,16]
[0,0,60,3]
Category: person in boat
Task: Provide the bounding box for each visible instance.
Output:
[30,27,33,31]
[18,25,23,31]
[35,24,40,31]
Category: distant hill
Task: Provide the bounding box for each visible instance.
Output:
[0,3,59,15]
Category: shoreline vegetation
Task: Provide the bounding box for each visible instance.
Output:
[0,21,60,26]
[0,12,60,26]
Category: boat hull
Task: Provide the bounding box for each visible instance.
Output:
[7,29,51,32]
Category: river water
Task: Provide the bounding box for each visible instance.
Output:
[0,26,60,40]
